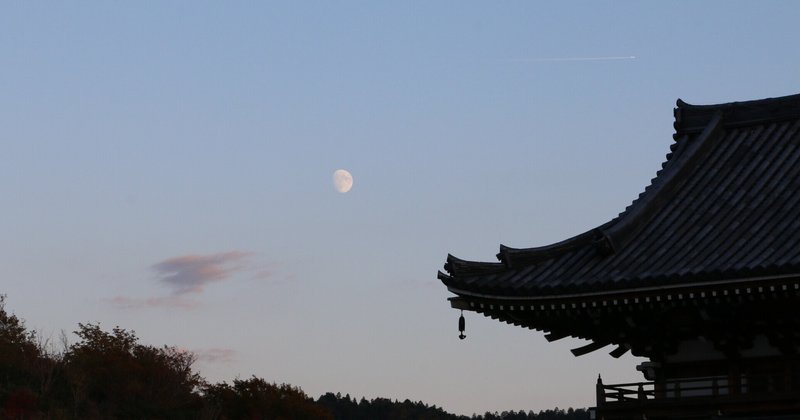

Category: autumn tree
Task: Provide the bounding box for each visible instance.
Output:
[0,296,591,419]
[63,323,202,418]
[0,295,46,417]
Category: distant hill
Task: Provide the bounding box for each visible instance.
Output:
[316,392,590,419]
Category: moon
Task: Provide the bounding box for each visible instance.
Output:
[332,169,353,193]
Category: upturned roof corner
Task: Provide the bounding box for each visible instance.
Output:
[441,93,800,299]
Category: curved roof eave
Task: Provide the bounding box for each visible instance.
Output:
[448,105,724,272]
[441,93,800,298]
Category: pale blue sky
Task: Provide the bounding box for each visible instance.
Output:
[2,1,799,415]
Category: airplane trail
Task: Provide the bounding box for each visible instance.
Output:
[511,55,636,62]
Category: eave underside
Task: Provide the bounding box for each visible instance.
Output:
[451,276,800,360]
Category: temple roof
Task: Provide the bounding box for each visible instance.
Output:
[440,93,800,300]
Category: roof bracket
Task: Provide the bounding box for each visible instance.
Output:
[545,331,569,342]
[609,345,630,358]
[571,341,609,356]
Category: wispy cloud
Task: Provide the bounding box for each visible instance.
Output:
[109,251,288,311]
[510,55,636,63]
[109,295,200,310]
[153,251,250,295]
[193,348,236,364]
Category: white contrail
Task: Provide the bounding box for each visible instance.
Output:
[510,55,636,63]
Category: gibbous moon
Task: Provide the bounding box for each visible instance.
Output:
[332,169,353,193]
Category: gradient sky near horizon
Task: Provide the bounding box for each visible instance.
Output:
[3,1,800,415]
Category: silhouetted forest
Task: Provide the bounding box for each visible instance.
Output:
[0,296,589,419]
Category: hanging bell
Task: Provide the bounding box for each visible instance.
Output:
[458,311,466,340]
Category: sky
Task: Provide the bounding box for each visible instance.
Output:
[2,1,800,415]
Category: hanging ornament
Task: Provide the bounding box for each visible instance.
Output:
[458,311,466,340]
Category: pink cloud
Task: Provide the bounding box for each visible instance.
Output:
[252,269,275,280]
[152,251,250,295]
[108,251,290,311]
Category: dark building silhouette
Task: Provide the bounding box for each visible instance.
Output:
[439,94,800,419]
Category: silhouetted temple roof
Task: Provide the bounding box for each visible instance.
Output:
[440,93,800,300]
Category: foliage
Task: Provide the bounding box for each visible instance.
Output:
[64,323,202,418]
[317,392,460,420]
[474,408,590,420]
[0,295,46,418]
[0,295,589,419]
[316,393,590,420]
[203,376,333,419]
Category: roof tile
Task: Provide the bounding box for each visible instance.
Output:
[442,94,800,298]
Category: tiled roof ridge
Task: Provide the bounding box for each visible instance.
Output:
[674,93,800,138]
[441,254,504,278]
[496,224,610,266]
[438,220,618,279]
[442,93,800,281]
[600,112,723,253]
[495,108,726,268]
[603,93,800,253]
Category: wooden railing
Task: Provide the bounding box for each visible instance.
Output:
[593,372,800,419]
[597,371,800,405]
[597,375,730,404]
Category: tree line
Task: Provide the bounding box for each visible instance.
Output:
[0,295,588,419]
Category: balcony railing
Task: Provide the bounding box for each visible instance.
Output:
[593,373,800,419]
[598,371,800,403]
[598,376,730,404]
